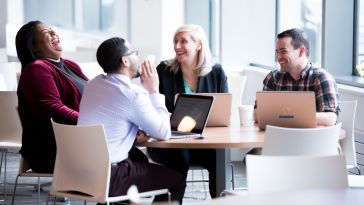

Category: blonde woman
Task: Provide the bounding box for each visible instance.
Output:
[147,24,228,198]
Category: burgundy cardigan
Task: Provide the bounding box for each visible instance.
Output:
[17,58,88,172]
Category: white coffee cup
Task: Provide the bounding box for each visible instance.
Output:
[238,105,254,126]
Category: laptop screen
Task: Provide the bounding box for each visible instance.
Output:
[170,94,214,134]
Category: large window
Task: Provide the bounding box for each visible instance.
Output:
[356,0,364,77]
[24,0,129,36]
[185,0,220,60]
[278,0,322,67]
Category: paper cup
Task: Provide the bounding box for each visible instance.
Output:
[239,105,254,126]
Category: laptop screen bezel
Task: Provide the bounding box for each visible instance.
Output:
[170,94,214,134]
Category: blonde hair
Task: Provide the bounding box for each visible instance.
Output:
[167,24,213,76]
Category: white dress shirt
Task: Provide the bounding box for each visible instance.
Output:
[78,73,171,164]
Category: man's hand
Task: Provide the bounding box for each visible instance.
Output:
[140,59,159,94]
[135,129,150,144]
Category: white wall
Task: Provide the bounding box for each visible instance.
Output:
[221,0,276,67]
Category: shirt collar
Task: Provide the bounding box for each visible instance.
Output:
[106,73,131,83]
[299,62,312,79]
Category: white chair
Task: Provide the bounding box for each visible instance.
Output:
[246,154,348,193]
[0,62,20,91]
[0,48,7,63]
[222,123,343,196]
[338,100,360,174]
[77,62,104,79]
[262,123,342,156]
[0,91,22,201]
[9,105,53,205]
[227,74,247,121]
[11,157,53,205]
[0,74,7,90]
[49,120,170,205]
[227,74,248,189]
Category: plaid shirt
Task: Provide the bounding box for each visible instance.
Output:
[262,63,339,113]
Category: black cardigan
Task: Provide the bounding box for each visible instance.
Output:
[157,61,229,112]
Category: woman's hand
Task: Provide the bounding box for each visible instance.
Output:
[140,59,159,94]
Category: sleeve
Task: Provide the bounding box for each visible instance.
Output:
[21,64,78,124]
[128,92,171,140]
[314,72,339,113]
[262,71,275,91]
[219,65,229,93]
[156,62,167,95]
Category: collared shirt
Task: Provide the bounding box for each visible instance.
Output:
[262,63,339,113]
[78,73,171,164]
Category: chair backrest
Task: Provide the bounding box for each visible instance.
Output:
[0,91,22,144]
[246,154,348,193]
[0,74,7,91]
[0,48,7,63]
[77,62,104,79]
[227,74,247,121]
[51,120,111,202]
[338,101,358,167]
[262,123,342,156]
[0,62,20,91]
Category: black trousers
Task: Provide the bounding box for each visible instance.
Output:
[23,154,55,173]
[147,148,217,198]
[107,147,185,204]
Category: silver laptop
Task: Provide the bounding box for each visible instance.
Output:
[170,94,214,138]
[195,93,232,127]
[256,91,317,130]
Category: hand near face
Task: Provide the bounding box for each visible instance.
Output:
[140,59,159,94]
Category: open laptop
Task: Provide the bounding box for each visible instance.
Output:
[175,93,232,127]
[170,94,214,138]
[194,93,232,127]
[256,91,317,130]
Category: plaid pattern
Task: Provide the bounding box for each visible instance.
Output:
[262,63,339,113]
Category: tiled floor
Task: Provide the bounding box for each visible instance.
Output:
[1,153,246,205]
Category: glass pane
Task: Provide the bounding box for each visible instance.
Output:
[185,0,220,59]
[24,0,74,28]
[100,0,129,37]
[356,1,364,77]
[278,0,322,67]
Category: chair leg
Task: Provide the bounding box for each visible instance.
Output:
[37,177,41,205]
[356,166,361,175]
[11,175,20,205]
[3,152,7,201]
[0,151,3,177]
[200,170,207,200]
[230,163,235,190]
[167,191,171,202]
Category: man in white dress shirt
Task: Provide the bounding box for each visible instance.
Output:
[78,37,185,203]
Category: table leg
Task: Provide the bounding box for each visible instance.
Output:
[215,149,231,196]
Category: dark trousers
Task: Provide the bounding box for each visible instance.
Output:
[147,148,217,198]
[23,154,55,173]
[107,147,185,204]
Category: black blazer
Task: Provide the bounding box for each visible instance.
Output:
[157,61,229,112]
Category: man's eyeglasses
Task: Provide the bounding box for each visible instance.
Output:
[123,49,138,57]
